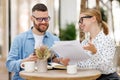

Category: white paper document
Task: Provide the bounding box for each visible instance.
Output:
[51,40,91,64]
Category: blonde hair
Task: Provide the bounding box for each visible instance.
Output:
[80,9,109,35]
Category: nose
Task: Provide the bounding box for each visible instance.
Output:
[78,22,82,26]
[40,19,46,23]
[79,23,83,29]
[79,24,81,29]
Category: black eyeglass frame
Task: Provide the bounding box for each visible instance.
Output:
[32,15,51,22]
[79,16,93,24]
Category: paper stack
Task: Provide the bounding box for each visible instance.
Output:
[51,40,91,64]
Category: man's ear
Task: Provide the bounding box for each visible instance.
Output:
[31,16,34,21]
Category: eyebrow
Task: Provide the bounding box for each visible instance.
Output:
[80,16,93,18]
[32,15,49,18]
[79,16,93,23]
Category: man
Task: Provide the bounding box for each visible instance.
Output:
[6,3,60,80]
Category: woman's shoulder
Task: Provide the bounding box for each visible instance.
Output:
[99,33,115,47]
[96,31,113,42]
[103,33,114,42]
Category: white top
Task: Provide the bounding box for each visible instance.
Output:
[77,31,116,74]
[33,33,44,49]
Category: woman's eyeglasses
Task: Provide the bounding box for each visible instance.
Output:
[79,16,92,24]
[32,15,50,22]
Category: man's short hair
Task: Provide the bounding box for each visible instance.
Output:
[32,3,48,12]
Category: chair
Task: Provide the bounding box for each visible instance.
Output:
[114,46,120,75]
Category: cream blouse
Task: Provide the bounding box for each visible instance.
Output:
[77,31,116,74]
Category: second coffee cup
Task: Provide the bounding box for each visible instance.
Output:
[67,65,77,74]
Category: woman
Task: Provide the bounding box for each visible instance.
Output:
[77,9,119,80]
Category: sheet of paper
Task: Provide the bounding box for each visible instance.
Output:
[51,40,91,64]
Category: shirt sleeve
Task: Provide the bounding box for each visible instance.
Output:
[77,37,116,73]
[6,36,22,72]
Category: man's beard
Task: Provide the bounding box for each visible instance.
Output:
[33,21,49,33]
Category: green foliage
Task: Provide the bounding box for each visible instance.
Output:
[59,23,76,40]
[117,0,120,3]
[100,8,107,22]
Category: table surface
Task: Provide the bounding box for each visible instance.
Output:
[20,69,101,80]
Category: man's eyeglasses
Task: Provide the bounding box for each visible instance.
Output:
[32,15,50,22]
[79,16,92,24]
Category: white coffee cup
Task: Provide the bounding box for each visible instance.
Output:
[21,61,35,72]
[67,65,77,74]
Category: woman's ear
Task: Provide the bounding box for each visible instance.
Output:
[91,16,96,22]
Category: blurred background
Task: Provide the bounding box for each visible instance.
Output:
[0,0,120,80]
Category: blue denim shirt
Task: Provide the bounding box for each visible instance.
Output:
[6,28,60,80]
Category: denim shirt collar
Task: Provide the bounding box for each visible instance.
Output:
[26,27,49,39]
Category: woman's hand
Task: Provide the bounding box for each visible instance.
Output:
[83,43,97,54]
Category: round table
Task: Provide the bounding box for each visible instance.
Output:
[20,69,101,80]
